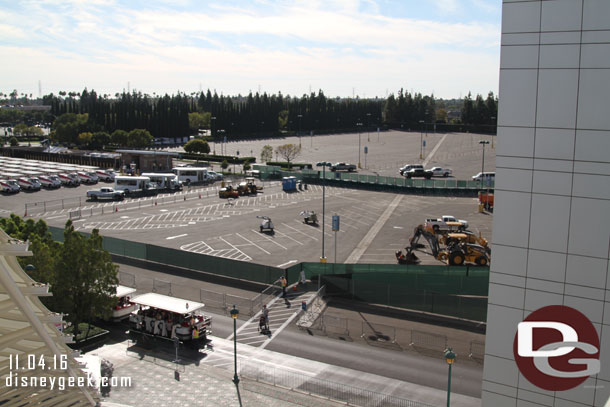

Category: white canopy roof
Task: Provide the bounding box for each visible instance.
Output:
[116,285,137,298]
[131,292,204,314]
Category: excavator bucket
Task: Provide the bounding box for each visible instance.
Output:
[405,252,420,264]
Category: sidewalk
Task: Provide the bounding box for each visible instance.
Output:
[93,335,481,407]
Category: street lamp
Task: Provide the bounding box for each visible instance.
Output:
[297,114,303,147]
[217,129,225,156]
[479,140,490,177]
[316,161,331,263]
[366,113,371,141]
[445,348,456,406]
[230,305,240,385]
[356,121,363,168]
[419,120,424,159]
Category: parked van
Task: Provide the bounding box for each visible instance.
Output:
[0,179,20,193]
[77,171,98,184]
[58,173,80,186]
[472,172,495,184]
[141,173,182,191]
[96,169,116,182]
[114,176,156,196]
[38,175,62,189]
[18,177,42,191]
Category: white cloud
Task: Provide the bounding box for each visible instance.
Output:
[0,0,500,98]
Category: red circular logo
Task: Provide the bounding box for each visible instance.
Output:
[513,305,600,391]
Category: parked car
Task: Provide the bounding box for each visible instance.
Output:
[77,171,98,184]
[87,187,125,201]
[430,167,453,177]
[18,177,42,191]
[399,164,421,176]
[330,162,357,172]
[58,173,80,186]
[38,175,62,188]
[472,172,495,184]
[0,179,20,193]
[96,170,116,182]
[207,170,223,181]
[404,165,433,179]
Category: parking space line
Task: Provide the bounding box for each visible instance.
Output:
[233,233,270,255]
[273,230,303,246]
[250,230,287,250]
[281,223,319,241]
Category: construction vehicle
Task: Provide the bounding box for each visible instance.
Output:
[300,210,318,225]
[245,177,263,192]
[397,225,490,266]
[219,182,240,198]
[257,216,274,233]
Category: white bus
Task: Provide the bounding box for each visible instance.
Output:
[172,167,209,185]
[141,173,182,191]
[113,176,157,196]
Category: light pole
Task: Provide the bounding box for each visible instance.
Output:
[230,305,240,385]
[217,129,225,156]
[316,161,331,263]
[356,121,363,168]
[297,114,302,147]
[366,113,371,141]
[211,115,216,147]
[445,348,456,406]
[479,140,490,177]
[490,116,496,148]
[419,120,424,159]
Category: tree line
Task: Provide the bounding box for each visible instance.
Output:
[37,88,497,146]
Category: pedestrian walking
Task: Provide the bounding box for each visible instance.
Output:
[260,305,270,333]
[280,276,287,297]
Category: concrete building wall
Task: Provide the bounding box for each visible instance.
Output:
[483,1,610,406]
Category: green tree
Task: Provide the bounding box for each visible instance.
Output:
[127,129,153,147]
[52,113,89,144]
[52,221,118,339]
[9,136,18,146]
[111,129,129,146]
[243,162,251,172]
[184,138,210,155]
[275,144,301,168]
[77,132,93,146]
[0,217,118,341]
[91,131,111,149]
[221,159,229,170]
[260,145,273,163]
[278,110,289,130]
[24,126,43,137]
[188,112,211,134]
[13,123,28,136]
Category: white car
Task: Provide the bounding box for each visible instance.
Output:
[207,170,223,181]
[38,175,62,188]
[430,167,453,177]
[18,177,42,191]
[58,173,80,186]
[96,170,116,182]
[472,172,495,183]
[77,171,98,184]
[0,179,20,193]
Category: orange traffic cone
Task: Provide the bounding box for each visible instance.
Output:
[115,207,118,212]
[292,285,297,292]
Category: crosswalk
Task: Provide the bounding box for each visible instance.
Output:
[203,289,315,370]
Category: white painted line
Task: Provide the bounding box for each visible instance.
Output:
[273,230,303,246]
[344,194,404,264]
[252,230,287,250]
[423,132,449,166]
[235,233,271,255]
[166,233,188,240]
[277,260,298,268]
[281,223,318,241]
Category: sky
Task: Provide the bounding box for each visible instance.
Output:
[0,0,501,100]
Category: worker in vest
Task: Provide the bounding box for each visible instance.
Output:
[280,276,287,298]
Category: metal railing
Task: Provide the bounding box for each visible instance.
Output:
[240,361,436,407]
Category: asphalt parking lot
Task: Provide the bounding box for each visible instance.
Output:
[0,131,495,267]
